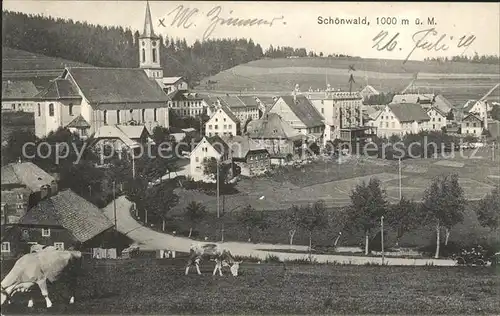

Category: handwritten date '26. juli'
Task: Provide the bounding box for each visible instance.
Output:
[372,27,476,64]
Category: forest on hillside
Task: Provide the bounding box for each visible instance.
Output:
[1,10,269,85]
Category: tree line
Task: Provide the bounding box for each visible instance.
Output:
[2,10,265,85]
[263,45,351,58]
[423,54,500,64]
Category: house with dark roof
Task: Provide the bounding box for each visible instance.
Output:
[1,162,58,226]
[246,113,303,164]
[270,94,325,139]
[220,135,270,177]
[205,100,241,137]
[1,80,40,112]
[360,85,380,100]
[1,189,114,259]
[367,103,431,138]
[189,135,232,181]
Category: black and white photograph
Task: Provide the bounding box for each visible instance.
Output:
[1,1,499,314]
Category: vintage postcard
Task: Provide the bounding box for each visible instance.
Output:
[1,1,499,315]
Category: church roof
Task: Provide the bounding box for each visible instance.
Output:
[64,67,169,110]
[140,1,159,39]
[35,78,81,100]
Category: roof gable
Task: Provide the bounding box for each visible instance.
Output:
[462,113,482,122]
[208,103,240,124]
[246,113,302,139]
[206,135,230,155]
[2,162,55,192]
[388,103,430,123]
[66,115,91,128]
[220,135,268,158]
[278,95,323,127]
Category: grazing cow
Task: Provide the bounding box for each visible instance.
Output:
[1,248,83,309]
[185,243,242,276]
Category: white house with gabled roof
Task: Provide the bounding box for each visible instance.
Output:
[189,136,231,181]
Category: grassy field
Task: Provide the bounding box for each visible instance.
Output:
[199,57,500,106]
[1,257,499,315]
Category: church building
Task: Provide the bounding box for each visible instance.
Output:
[34,1,172,138]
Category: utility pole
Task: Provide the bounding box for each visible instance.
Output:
[132,152,136,179]
[381,216,385,265]
[493,142,496,162]
[216,160,220,218]
[113,181,117,232]
[398,157,402,200]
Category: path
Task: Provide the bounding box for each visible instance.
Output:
[103,196,456,266]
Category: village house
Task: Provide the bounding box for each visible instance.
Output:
[1,162,57,225]
[156,76,189,94]
[205,102,240,137]
[1,80,39,112]
[34,2,170,138]
[270,93,325,142]
[1,189,114,259]
[168,90,208,117]
[217,95,260,122]
[426,106,447,131]
[460,113,484,136]
[89,124,154,161]
[221,135,270,177]
[189,135,231,181]
[457,99,490,124]
[368,103,431,138]
[392,93,454,117]
[246,113,303,165]
[307,87,364,144]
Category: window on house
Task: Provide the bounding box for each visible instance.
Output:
[379,122,383,127]
[223,118,226,122]
[466,123,470,127]
[42,228,51,237]
[116,110,121,124]
[438,118,441,122]
[152,48,157,63]
[49,103,54,117]
[208,125,212,129]
[142,49,146,62]
[69,103,74,116]
[473,129,476,134]
[195,157,199,162]
[391,122,395,128]
[223,125,227,129]
[228,124,232,129]
[473,123,477,127]
[386,122,389,128]
[142,109,146,122]
[37,104,41,116]
[17,193,23,200]
[1,242,10,253]
[54,242,64,251]
[22,229,30,240]
[215,125,218,130]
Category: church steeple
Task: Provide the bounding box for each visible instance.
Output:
[141,1,157,39]
[139,1,163,79]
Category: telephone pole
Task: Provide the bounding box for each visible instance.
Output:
[113,181,117,232]
[216,161,220,218]
[398,157,402,200]
[381,216,385,265]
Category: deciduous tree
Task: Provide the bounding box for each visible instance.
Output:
[476,186,500,230]
[296,200,329,256]
[386,197,422,247]
[237,205,269,242]
[347,178,388,255]
[422,174,466,258]
[185,201,207,238]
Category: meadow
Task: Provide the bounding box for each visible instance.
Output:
[1,257,499,315]
[200,57,500,106]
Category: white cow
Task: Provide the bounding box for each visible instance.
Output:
[1,248,83,309]
[185,243,242,276]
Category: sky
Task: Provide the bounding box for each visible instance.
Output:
[3,1,500,61]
